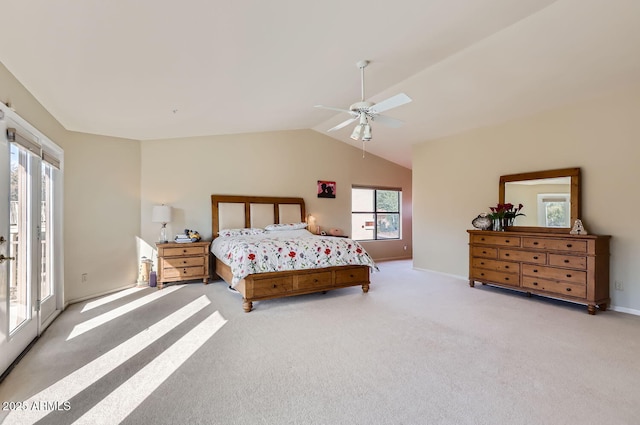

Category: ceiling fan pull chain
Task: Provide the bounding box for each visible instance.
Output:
[362,140,366,158]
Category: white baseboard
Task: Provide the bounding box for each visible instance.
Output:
[65,283,138,308]
[412,266,467,281]
[609,305,640,316]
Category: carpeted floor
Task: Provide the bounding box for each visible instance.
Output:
[1,259,639,424]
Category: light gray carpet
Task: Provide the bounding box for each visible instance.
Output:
[1,260,639,425]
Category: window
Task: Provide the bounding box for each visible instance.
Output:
[352,187,401,241]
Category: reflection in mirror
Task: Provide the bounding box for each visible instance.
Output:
[499,167,580,232]
[505,177,571,227]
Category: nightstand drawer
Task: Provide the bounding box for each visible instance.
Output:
[163,257,205,269]
[163,266,206,279]
[163,246,206,257]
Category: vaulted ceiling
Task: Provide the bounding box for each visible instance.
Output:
[1,0,639,169]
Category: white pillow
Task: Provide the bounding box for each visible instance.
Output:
[264,222,308,231]
[218,228,265,237]
[265,229,314,238]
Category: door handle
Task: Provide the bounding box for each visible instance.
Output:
[0,236,5,244]
[0,254,16,264]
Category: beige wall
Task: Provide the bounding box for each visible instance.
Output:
[413,84,640,312]
[1,62,141,303]
[140,130,412,262]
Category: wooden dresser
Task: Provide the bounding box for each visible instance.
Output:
[468,230,610,314]
[156,241,211,289]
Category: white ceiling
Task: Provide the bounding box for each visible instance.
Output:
[1,0,640,169]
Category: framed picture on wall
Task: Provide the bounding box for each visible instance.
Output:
[317,180,336,198]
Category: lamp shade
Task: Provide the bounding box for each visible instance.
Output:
[152,205,172,223]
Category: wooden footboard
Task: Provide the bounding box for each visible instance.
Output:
[215,258,370,312]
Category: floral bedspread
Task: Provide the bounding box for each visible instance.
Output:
[211,232,378,286]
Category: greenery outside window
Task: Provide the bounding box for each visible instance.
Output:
[352,187,401,241]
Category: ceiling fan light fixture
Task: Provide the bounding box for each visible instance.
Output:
[362,124,372,141]
[350,124,363,141]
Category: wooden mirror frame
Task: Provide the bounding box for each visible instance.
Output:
[498,167,581,233]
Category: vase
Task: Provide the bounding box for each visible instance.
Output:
[492,219,503,231]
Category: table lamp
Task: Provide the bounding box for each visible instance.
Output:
[152,204,172,243]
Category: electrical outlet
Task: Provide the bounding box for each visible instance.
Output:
[403,245,407,251]
[615,280,623,291]
[82,273,88,283]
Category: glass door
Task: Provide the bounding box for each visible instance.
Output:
[0,109,61,376]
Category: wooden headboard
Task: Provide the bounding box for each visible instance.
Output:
[211,195,306,239]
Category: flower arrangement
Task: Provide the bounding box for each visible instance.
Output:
[489,203,525,229]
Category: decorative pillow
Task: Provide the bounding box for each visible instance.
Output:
[264,222,308,231]
[218,228,265,237]
[265,229,314,238]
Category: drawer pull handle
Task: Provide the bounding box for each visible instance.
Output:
[480,273,485,276]
[183,249,187,253]
[533,269,538,273]
[480,238,485,241]
[314,279,318,283]
[533,241,539,245]
[273,284,277,288]
[533,282,538,286]
[350,274,354,278]
[480,262,485,265]
[533,256,539,260]
[566,244,573,248]
[505,240,510,243]
[482,251,487,254]
[504,277,510,281]
[505,253,510,257]
[566,287,572,292]
[564,259,570,263]
[566,274,572,278]
[505,265,509,269]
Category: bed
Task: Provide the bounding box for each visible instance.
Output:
[211,195,377,312]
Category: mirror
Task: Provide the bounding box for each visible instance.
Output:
[499,168,580,233]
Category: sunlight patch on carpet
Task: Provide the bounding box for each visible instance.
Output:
[4,295,212,425]
[67,286,184,340]
[72,310,227,424]
[81,287,146,313]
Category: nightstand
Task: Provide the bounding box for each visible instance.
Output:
[156,241,211,289]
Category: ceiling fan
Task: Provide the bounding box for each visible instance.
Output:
[315,60,412,142]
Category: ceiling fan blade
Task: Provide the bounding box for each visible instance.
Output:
[369,93,412,114]
[327,116,359,132]
[314,105,357,116]
[371,114,404,128]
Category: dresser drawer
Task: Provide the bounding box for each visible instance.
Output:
[472,258,520,274]
[522,238,587,253]
[163,266,205,279]
[522,264,586,284]
[522,276,586,298]
[499,249,546,264]
[335,267,369,285]
[471,234,521,247]
[471,268,518,286]
[162,246,207,257]
[296,271,332,290]
[548,254,587,270]
[162,256,205,269]
[251,276,294,297]
[471,246,498,259]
